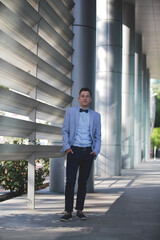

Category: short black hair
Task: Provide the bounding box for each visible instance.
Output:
[79,88,92,97]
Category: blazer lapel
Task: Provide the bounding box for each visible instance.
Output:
[75,107,80,133]
[89,109,94,137]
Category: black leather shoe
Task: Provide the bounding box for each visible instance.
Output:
[60,213,72,222]
[76,211,87,220]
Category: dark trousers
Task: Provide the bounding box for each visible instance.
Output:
[65,146,94,213]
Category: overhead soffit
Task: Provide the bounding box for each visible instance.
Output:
[125,0,160,80]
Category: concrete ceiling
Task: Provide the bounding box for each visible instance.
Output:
[125,0,160,80]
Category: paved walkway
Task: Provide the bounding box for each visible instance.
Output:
[0,159,160,240]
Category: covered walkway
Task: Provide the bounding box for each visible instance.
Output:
[0,159,160,240]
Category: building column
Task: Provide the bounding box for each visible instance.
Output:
[134,34,142,166]
[142,55,147,160]
[96,0,122,176]
[27,29,39,207]
[72,0,96,191]
[27,154,35,209]
[71,0,96,109]
[49,1,96,193]
[49,157,65,193]
[122,3,135,169]
[145,69,150,159]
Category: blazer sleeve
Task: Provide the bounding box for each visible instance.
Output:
[61,108,71,152]
[93,113,101,157]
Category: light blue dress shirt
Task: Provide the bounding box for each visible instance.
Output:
[73,108,92,147]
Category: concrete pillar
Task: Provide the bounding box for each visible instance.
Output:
[134,34,142,166]
[122,3,135,169]
[49,0,96,193]
[96,0,122,176]
[142,55,147,160]
[27,154,35,209]
[145,69,150,159]
[66,0,96,192]
[50,157,65,193]
[71,0,96,110]
[27,54,38,208]
[49,1,96,193]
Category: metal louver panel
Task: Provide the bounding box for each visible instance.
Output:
[0,0,74,208]
[39,0,74,42]
[0,0,41,28]
[0,3,74,74]
[0,115,62,141]
[46,0,74,26]
[38,19,74,58]
[62,0,75,11]
[0,1,74,58]
[0,87,65,124]
[0,59,73,108]
[0,144,63,161]
[0,31,73,90]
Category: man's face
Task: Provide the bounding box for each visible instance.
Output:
[78,91,92,109]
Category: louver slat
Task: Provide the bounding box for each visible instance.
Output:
[46,0,74,26]
[0,115,62,141]
[39,0,74,42]
[0,87,65,124]
[0,3,73,74]
[0,59,73,108]
[0,31,73,90]
[0,144,63,161]
[62,0,75,11]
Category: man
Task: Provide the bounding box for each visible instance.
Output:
[61,88,101,221]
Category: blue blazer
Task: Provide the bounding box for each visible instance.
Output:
[62,106,101,157]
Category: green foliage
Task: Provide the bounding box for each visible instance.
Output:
[0,137,50,194]
[155,93,160,128]
[152,83,160,128]
[0,160,49,193]
[42,158,50,176]
[35,165,45,190]
[150,127,160,149]
[0,161,28,193]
